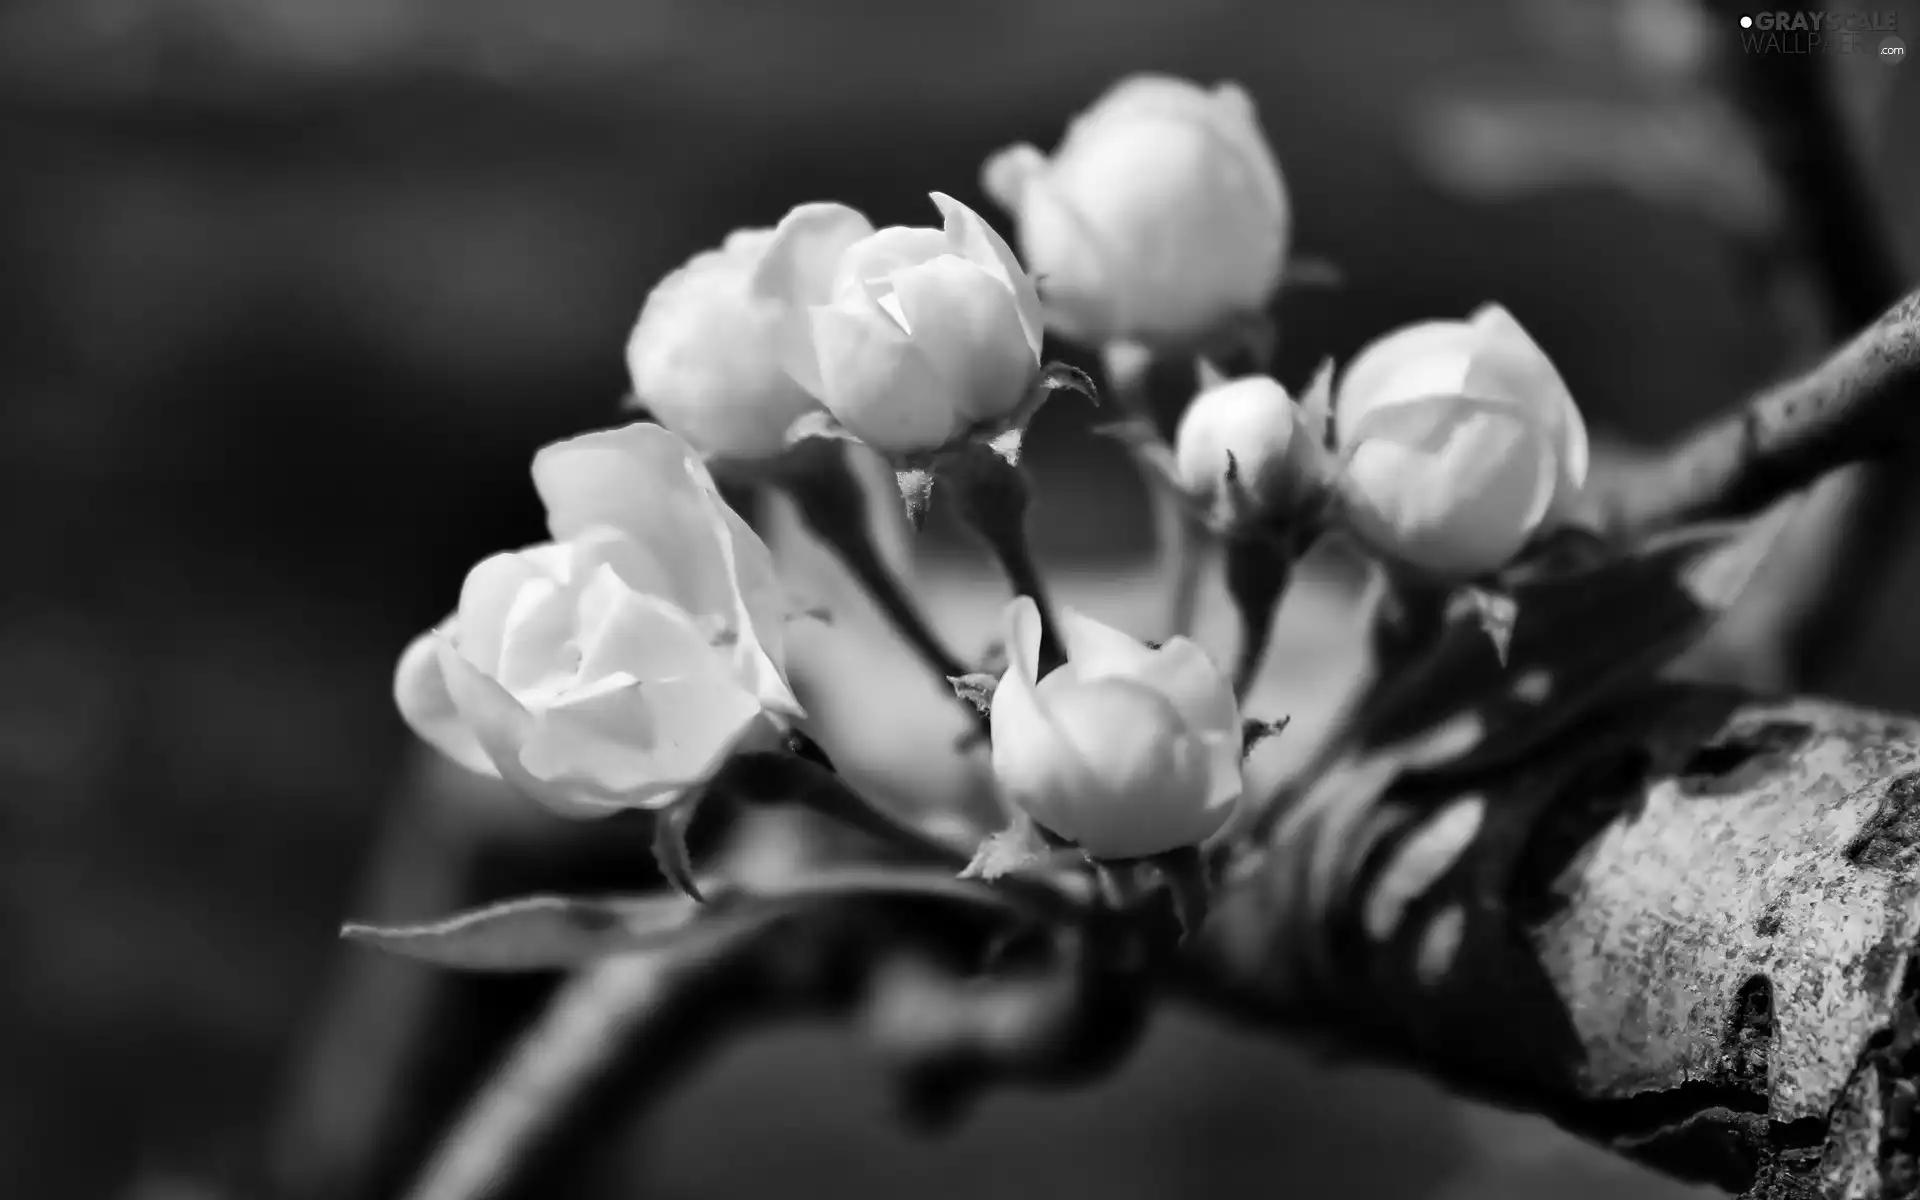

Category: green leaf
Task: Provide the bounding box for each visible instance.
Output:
[341,892,709,971]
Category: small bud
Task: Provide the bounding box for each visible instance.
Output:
[1173,373,1334,526]
[981,74,1290,351]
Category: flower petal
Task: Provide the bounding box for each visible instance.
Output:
[808,296,959,453]
[1001,595,1045,688]
[531,423,746,624]
[748,202,874,309]
[454,547,567,676]
[434,636,617,818]
[716,503,805,717]
[886,254,1036,424]
[394,624,497,777]
[1038,677,1223,859]
[1343,407,1558,578]
[1004,175,1129,346]
[989,654,1091,843]
[931,191,1045,360]
[1335,320,1478,440]
[1051,608,1240,809]
[518,669,763,806]
[831,227,950,297]
[571,564,720,684]
[980,143,1047,215]
[750,203,875,397]
[1052,606,1157,678]
[1465,303,1590,523]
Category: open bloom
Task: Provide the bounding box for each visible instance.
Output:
[394,423,800,816]
[1335,304,1589,579]
[752,193,1045,456]
[988,597,1243,859]
[981,74,1289,350]
[1174,372,1332,522]
[626,224,831,463]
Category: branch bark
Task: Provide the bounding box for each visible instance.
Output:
[1196,684,1920,1199]
[1587,287,1920,538]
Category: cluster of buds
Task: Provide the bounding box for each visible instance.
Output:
[395,71,1595,877]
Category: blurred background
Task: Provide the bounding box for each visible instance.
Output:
[2,0,1916,1197]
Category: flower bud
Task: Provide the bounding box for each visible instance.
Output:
[753,193,1045,456]
[981,74,1290,350]
[628,216,860,462]
[1334,304,1589,579]
[1174,373,1332,523]
[988,597,1243,859]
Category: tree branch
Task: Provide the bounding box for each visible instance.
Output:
[1587,287,1920,538]
[1196,684,1920,1199]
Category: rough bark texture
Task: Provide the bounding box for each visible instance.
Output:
[1197,685,1920,1199]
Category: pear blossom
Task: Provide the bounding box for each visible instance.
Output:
[626,222,843,462]
[394,423,800,816]
[1335,304,1590,579]
[988,597,1243,859]
[752,193,1045,456]
[982,73,1290,350]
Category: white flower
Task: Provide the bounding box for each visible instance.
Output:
[988,597,1243,859]
[752,193,1045,456]
[982,73,1290,350]
[1174,372,1332,521]
[393,423,800,816]
[627,220,851,462]
[1334,304,1590,579]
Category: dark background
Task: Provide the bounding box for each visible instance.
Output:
[1,0,1915,1197]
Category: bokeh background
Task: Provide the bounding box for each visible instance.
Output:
[3,0,1917,1197]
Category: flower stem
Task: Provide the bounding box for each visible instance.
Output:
[943,443,1065,675]
[776,439,972,686]
[1103,341,1205,641]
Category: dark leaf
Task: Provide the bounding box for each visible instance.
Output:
[721,749,969,864]
[1242,715,1292,760]
[341,892,708,971]
[1092,846,1211,942]
[1195,357,1233,392]
[1038,361,1099,402]
[1354,503,1803,780]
